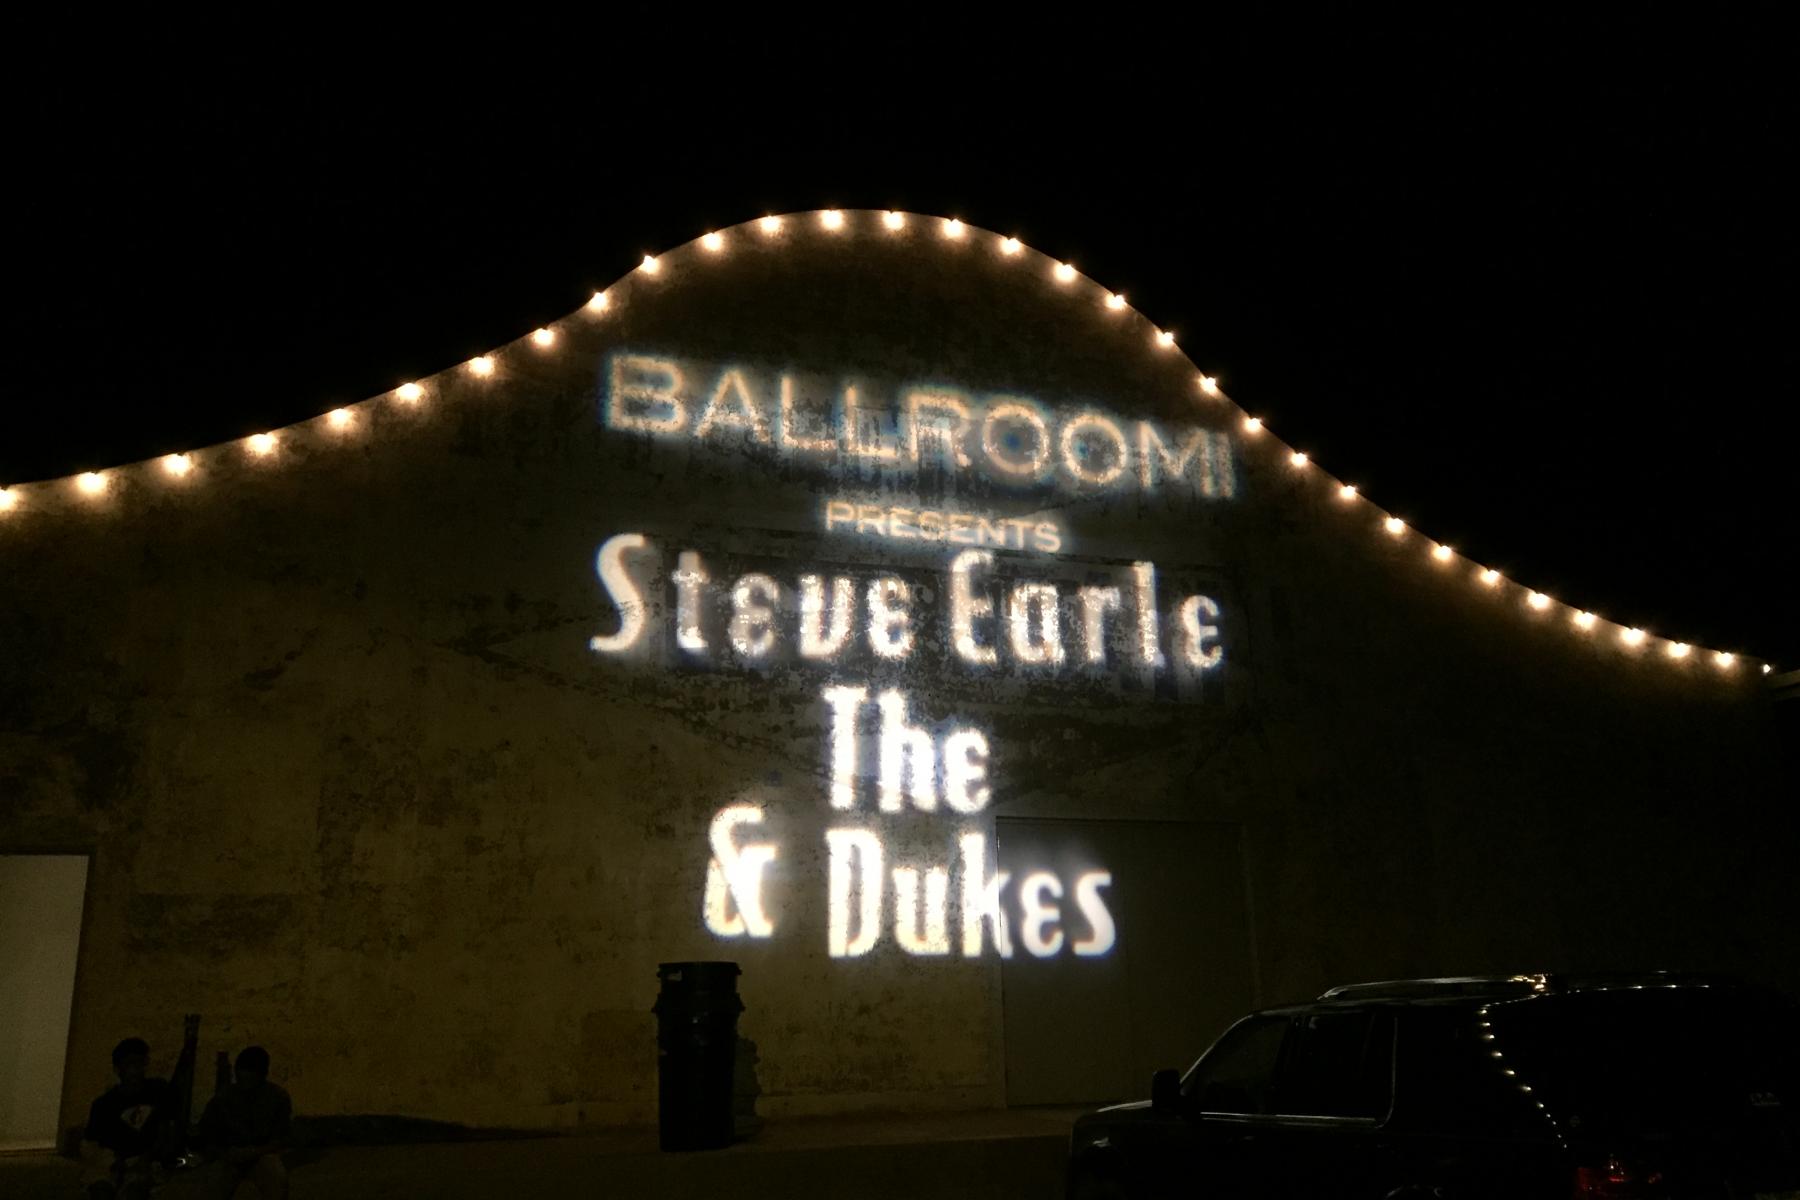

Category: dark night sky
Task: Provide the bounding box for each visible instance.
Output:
[7,16,1795,665]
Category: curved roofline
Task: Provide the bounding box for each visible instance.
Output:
[0,209,1770,678]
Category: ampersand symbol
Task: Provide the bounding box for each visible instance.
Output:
[703,804,778,938]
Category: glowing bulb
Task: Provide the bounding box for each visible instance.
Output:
[820,209,844,230]
[469,355,495,377]
[1105,292,1126,310]
[1339,484,1358,501]
[1290,451,1309,468]
[0,487,17,512]
[1713,651,1735,668]
[883,210,905,230]
[77,471,107,495]
[1667,641,1691,658]
[1621,627,1646,646]
[1763,663,1773,674]
[1053,261,1075,283]
[701,231,724,251]
[1000,236,1022,255]
[639,254,660,273]
[1432,544,1454,562]
[327,408,354,429]
[1243,415,1262,433]
[247,433,278,456]
[161,453,193,477]
[396,382,424,402]
[760,214,783,235]
[1198,375,1221,397]
[531,327,556,348]
[1479,568,1501,586]
[943,218,965,239]
[1574,611,1597,629]
[1385,516,1406,536]
[1156,330,1175,348]
[587,291,609,312]
[1527,592,1551,610]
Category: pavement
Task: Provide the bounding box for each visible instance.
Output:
[0,1106,1083,1199]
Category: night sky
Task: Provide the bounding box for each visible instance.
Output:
[9,17,1795,665]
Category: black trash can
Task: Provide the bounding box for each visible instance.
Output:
[653,961,743,1151]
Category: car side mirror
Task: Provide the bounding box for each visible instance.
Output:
[1150,1068,1182,1113]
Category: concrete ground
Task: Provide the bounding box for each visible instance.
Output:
[0,1107,1081,1199]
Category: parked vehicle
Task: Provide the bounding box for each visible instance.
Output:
[1066,973,1799,1198]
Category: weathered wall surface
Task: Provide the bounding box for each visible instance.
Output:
[1,216,1788,1135]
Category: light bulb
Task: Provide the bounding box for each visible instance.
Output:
[1527,592,1551,610]
[1156,330,1176,348]
[1105,292,1126,310]
[760,214,783,235]
[1198,375,1221,397]
[1621,627,1646,646]
[1763,663,1773,674]
[531,327,556,348]
[1339,484,1358,501]
[1432,544,1454,562]
[820,209,844,230]
[1243,415,1263,433]
[0,487,17,512]
[1053,261,1075,282]
[640,254,660,273]
[1479,568,1501,586]
[587,291,609,312]
[883,211,905,230]
[701,231,724,251]
[1000,236,1022,255]
[1713,651,1735,668]
[1667,641,1691,658]
[943,218,965,239]
[469,355,495,377]
[396,382,424,402]
[247,433,278,456]
[77,471,107,495]
[161,453,193,477]
[1385,516,1406,536]
[1573,611,1597,629]
[327,408,354,429]
[1290,451,1309,468]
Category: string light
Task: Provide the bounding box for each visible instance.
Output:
[1763,664,1774,675]
[6,210,1756,677]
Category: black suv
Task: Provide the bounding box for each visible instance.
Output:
[1066,973,1798,1198]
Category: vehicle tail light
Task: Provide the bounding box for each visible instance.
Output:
[1572,1156,1665,1197]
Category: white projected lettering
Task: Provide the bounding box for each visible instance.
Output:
[822,499,1063,554]
[702,804,777,939]
[604,352,1237,498]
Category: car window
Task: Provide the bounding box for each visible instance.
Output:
[1188,1015,1288,1114]
[1269,1010,1394,1120]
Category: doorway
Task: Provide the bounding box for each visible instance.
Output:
[0,854,90,1151]
[996,819,1256,1106]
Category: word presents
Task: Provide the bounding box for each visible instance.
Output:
[823,499,1064,554]
[605,353,1237,497]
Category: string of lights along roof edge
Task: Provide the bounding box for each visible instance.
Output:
[0,210,1773,680]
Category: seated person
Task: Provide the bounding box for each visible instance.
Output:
[189,1047,292,1200]
[82,1037,174,1200]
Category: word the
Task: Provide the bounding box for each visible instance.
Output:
[590,534,1226,673]
[823,499,1063,553]
[605,353,1237,498]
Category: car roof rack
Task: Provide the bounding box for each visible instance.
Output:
[1318,971,1742,1002]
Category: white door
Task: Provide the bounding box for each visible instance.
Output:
[0,854,89,1151]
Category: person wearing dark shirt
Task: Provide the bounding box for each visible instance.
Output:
[81,1037,173,1200]
[191,1046,292,1199]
